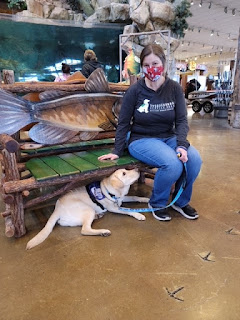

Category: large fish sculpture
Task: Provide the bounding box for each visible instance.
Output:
[0,69,123,144]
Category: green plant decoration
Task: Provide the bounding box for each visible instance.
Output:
[8,0,27,10]
[170,0,192,38]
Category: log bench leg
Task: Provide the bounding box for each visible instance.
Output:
[4,216,15,238]
[1,146,26,237]
[11,193,26,237]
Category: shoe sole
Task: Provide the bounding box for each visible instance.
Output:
[171,204,199,220]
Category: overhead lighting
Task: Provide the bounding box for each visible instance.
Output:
[224,6,227,13]
[199,0,202,7]
[232,9,236,16]
[210,30,214,36]
[208,2,212,9]
[191,1,194,5]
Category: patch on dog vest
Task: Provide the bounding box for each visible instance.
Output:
[87,181,105,201]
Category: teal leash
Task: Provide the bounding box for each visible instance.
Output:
[118,160,187,213]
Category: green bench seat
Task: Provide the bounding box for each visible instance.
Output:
[25,148,140,181]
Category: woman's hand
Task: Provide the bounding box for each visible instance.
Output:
[176,147,188,163]
[98,153,119,161]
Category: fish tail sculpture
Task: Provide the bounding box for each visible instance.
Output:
[0,88,32,135]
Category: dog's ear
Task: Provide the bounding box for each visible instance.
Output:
[109,171,125,189]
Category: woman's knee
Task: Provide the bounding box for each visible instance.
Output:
[155,158,183,181]
[187,146,202,173]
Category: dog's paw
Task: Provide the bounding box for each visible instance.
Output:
[101,229,111,237]
[139,197,150,203]
[133,213,146,221]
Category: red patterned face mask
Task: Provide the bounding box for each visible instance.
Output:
[143,66,164,82]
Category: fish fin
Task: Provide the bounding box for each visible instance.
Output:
[39,90,73,101]
[112,98,122,120]
[79,131,99,141]
[84,68,110,93]
[0,88,32,135]
[66,71,86,82]
[98,121,116,131]
[29,124,78,144]
[22,92,40,102]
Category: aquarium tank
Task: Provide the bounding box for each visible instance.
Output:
[0,15,124,82]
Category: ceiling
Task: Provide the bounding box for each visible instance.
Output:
[173,0,240,69]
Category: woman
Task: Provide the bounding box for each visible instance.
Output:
[81,49,103,78]
[98,44,202,221]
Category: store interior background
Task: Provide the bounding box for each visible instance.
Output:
[1,2,240,319]
[0,0,239,92]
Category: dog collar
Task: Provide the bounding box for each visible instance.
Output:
[101,180,122,207]
[86,181,106,210]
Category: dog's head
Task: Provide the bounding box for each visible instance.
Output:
[108,168,140,190]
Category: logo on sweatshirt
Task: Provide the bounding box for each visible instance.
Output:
[150,101,175,112]
[137,99,150,113]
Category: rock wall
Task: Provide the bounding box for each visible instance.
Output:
[17,0,181,55]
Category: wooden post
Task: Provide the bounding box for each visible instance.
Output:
[231,28,240,128]
[2,149,25,237]
[2,70,15,84]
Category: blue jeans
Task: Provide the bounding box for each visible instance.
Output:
[128,136,202,208]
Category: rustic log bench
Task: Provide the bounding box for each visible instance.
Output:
[0,133,151,239]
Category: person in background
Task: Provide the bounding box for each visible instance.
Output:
[54,63,71,82]
[81,49,103,78]
[98,44,202,222]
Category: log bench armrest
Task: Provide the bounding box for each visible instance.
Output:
[0,134,19,153]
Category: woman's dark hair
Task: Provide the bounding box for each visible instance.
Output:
[84,49,97,61]
[62,63,71,74]
[140,44,166,67]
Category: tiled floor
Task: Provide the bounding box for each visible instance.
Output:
[1,109,240,320]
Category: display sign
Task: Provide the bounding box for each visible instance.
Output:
[189,61,196,71]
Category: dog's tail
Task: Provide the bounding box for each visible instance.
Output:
[26,209,60,250]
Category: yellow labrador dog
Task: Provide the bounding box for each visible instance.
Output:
[26,168,149,250]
